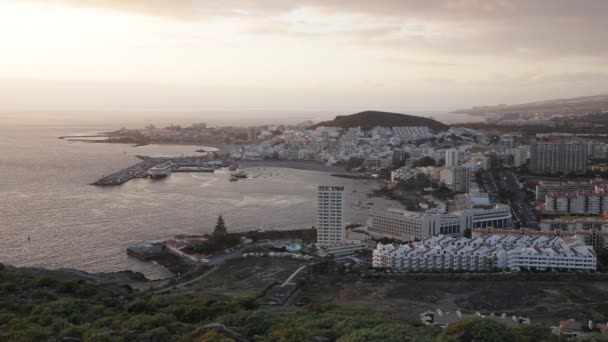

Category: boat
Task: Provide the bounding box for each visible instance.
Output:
[228,164,238,171]
[147,163,173,179]
[229,175,238,182]
[232,169,248,178]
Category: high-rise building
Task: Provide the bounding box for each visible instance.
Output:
[440,166,470,193]
[529,141,588,175]
[445,149,460,167]
[247,127,257,142]
[392,149,407,167]
[508,147,527,168]
[317,186,345,246]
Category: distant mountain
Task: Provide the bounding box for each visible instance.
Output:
[452,94,608,116]
[309,110,449,131]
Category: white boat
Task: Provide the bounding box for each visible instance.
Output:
[229,175,238,182]
[147,163,173,179]
[232,169,247,178]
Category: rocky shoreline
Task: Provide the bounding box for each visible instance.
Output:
[1,263,150,285]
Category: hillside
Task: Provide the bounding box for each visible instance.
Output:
[0,263,556,341]
[310,110,449,131]
[452,94,608,117]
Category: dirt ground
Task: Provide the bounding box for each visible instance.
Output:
[176,257,307,297]
[300,279,608,325]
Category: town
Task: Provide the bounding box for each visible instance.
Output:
[97,109,608,339]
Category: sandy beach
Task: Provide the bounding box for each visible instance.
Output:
[239,160,346,173]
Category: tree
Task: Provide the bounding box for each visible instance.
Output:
[412,156,436,168]
[214,214,227,237]
[345,157,365,172]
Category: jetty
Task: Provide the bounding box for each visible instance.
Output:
[91,155,229,186]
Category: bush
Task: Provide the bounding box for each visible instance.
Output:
[444,318,519,342]
[220,310,283,336]
[36,276,59,288]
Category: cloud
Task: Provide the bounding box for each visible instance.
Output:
[383,57,468,67]
[16,0,608,59]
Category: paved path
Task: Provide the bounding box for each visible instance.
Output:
[282,265,307,286]
[154,265,219,293]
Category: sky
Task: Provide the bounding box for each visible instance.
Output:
[1,0,608,117]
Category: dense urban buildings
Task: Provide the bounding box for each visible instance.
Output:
[373,234,597,272]
[367,205,512,241]
[529,141,588,175]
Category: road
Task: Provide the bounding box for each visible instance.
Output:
[499,170,539,229]
[480,170,499,203]
[206,246,246,266]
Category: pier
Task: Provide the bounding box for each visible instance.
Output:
[92,155,229,186]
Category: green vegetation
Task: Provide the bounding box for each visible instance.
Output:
[344,157,365,172]
[214,215,227,237]
[1,263,602,341]
[432,186,455,201]
[188,215,240,256]
[412,156,437,168]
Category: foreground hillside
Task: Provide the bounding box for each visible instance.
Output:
[0,263,588,342]
[310,111,449,131]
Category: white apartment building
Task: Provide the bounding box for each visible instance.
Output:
[392,126,433,142]
[540,217,608,232]
[529,141,588,175]
[373,234,596,272]
[440,167,470,193]
[535,179,606,201]
[445,149,460,167]
[544,185,608,216]
[367,205,512,241]
[510,147,527,168]
[317,186,345,246]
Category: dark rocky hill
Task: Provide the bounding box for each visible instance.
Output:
[309,110,449,131]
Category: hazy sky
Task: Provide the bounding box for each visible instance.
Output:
[1,0,608,113]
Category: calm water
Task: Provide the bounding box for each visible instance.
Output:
[0,124,396,279]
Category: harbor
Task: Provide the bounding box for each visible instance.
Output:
[91,155,232,186]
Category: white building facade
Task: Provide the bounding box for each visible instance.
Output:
[373,234,596,272]
[317,186,345,246]
[440,166,470,193]
[367,205,512,241]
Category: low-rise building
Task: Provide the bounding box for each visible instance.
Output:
[473,227,608,254]
[367,205,512,241]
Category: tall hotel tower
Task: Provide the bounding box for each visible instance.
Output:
[317,186,345,246]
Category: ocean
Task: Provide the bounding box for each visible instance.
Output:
[0,122,400,279]
[0,110,478,279]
